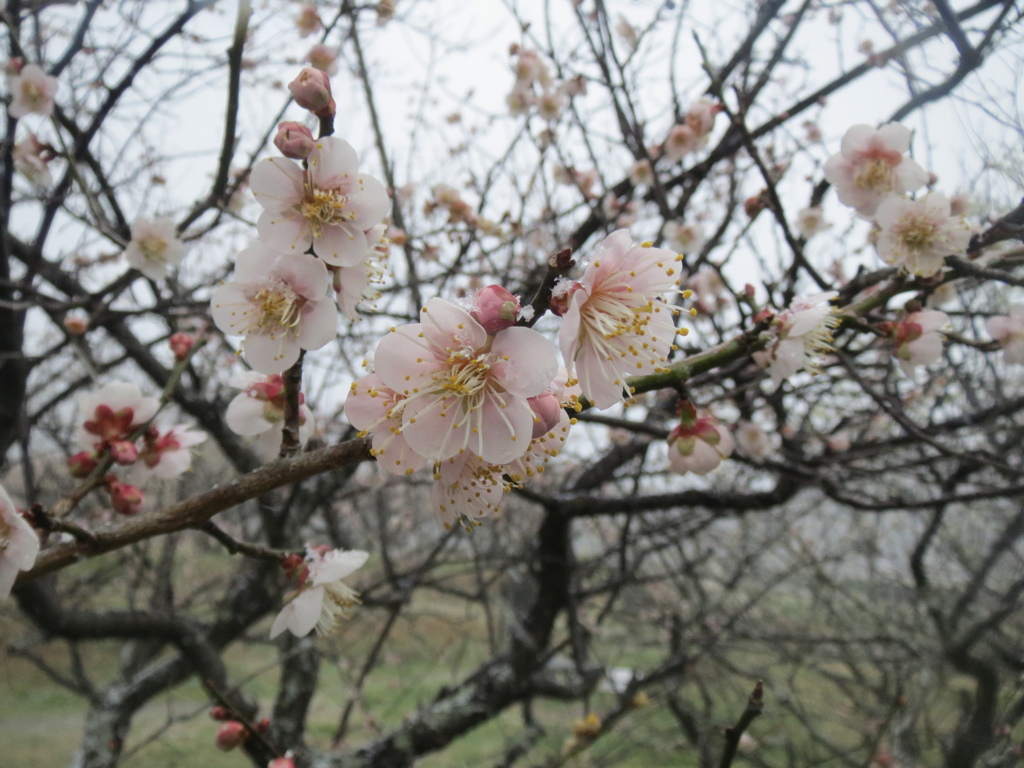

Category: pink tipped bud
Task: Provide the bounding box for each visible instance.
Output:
[273,121,315,160]
[215,721,248,752]
[4,57,23,77]
[528,393,562,439]
[106,478,144,516]
[268,758,296,768]
[744,193,767,218]
[63,314,89,336]
[169,332,194,361]
[209,706,231,721]
[288,67,335,118]
[109,440,139,466]
[949,193,971,217]
[471,285,520,334]
[67,450,98,478]
[257,717,271,733]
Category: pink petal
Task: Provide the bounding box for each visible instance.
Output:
[270,586,323,639]
[274,252,329,300]
[226,393,275,436]
[308,137,359,187]
[894,159,929,193]
[839,124,875,157]
[313,222,368,267]
[251,157,304,213]
[491,327,557,399]
[210,283,256,336]
[419,298,486,350]
[234,243,282,283]
[875,123,912,153]
[296,298,337,351]
[401,394,472,461]
[257,211,313,255]
[245,332,300,374]
[374,326,444,395]
[311,550,368,584]
[346,175,391,230]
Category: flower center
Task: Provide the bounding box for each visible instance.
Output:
[583,292,651,340]
[301,187,353,238]
[252,286,305,332]
[317,582,361,634]
[899,219,935,251]
[854,159,894,193]
[439,351,493,398]
[138,234,167,261]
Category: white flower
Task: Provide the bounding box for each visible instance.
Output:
[795,206,830,239]
[891,309,948,376]
[76,382,160,450]
[0,483,39,599]
[210,243,337,374]
[225,371,315,459]
[270,548,369,638]
[753,292,839,387]
[734,421,774,462]
[823,123,930,218]
[987,306,1024,364]
[13,133,52,188]
[558,231,680,409]
[664,221,705,255]
[133,424,206,481]
[7,63,58,118]
[250,137,390,267]
[875,193,972,278]
[123,217,187,280]
[667,405,733,476]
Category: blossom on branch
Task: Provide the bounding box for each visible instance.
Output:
[211,244,337,374]
[874,193,972,277]
[76,382,160,453]
[7,63,58,118]
[270,547,369,639]
[557,231,680,408]
[134,424,206,480]
[0,483,39,599]
[986,306,1024,364]
[123,217,188,280]
[226,371,316,458]
[345,373,426,476]
[823,123,929,218]
[370,297,557,465]
[753,292,839,388]
[667,403,734,476]
[250,137,389,267]
[889,309,948,376]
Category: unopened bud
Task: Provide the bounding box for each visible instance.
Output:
[268,758,296,768]
[109,440,139,466]
[169,332,194,361]
[215,721,248,752]
[471,285,520,334]
[273,121,315,160]
[528,393,562,439]
[209,706,231,721]
[257,717,271,733]
[288,67,335,118]
[67,450,99,478]
[64,314,89,336]
[106,478,144,516]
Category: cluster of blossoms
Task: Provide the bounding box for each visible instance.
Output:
[0,483,39,600]
[659,99,721,163]
[211,68,391,376]
[506,45,586,121]
[67,382,205,515]
[346,231,687,525]
[824,123,971,278]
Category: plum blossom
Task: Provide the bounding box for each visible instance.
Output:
[823,123,929,217]
[875,193,971,277]
[123,217,188,280]
[226,371,315,459]
[890,309,948,376]
[431,452,506,529]
[753,292,839,387]
[370,297,557,465]
[628,159,654,187]
[795,206,830,239]
[7,63,58,118]
[270,547,368,638]
[557,231,680,408]
[345,373,426,476]
[211,244,336,374]
[664,221,705,255]
[0,483,39,599]
[663,124,698,162]
[332,226,390,321]
[667,403,734,475]
[986,306,1024,364]
[685,99,719,138]
[734,421,774,462]
[306,44,339,75]
[76,382,160,453]
[134,424,206,480]
[470,284,521,334]
[250,137,390,267]
[13,133,53,187]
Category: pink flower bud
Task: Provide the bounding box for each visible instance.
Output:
[471,285,520,334]
[268,758,296,768]
[67,450,98,478]
[273,122,315,160]
[106,478,144,516]
[257,717,271,733]
[4,57,23,77]
[215,721,248,751]
[209,706,231,721]
[169,332,194,361]
[288,67,335,118]
[528,393,562,439]
[109,439,139,466]
[63,315,89,335]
